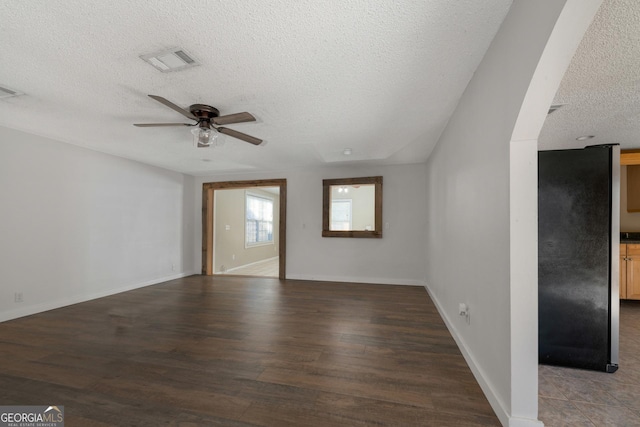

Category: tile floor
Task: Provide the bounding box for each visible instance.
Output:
[538,300,640,426]
[220,256,279,278]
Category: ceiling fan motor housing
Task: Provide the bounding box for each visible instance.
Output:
[190,104,219,118]
[190,105,219,129]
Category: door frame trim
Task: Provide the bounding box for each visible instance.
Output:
[202,179,287,279]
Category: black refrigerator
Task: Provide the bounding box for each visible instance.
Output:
[538,145,619,373]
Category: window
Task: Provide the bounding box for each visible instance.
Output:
[246,193,274,246]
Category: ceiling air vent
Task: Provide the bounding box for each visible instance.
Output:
[548,104,566,115]
[0,85,23,99]
[140,47,200,73]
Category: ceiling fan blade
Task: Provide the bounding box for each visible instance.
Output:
[213,112,256,126]
[133,123,192,127]
[148,95,197,120]
[218,127,263,145]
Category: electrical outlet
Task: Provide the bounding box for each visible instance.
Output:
[459,303,470,324]
[171,264,175,271]
[232,254,235,260]
[14,292,23,303]
[459,303,468,316]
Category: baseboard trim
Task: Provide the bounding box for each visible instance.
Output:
[0,271,199,323]
[508,417,544,427]
[423,284,510,427]
[287,273,426,287]
[423,284,544,427]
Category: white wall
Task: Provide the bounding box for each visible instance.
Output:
[0,126,196,322]
[422,1,601,426]
[194,163,427,286]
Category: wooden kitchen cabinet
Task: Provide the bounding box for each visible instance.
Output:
[621,244,627,300]
[627,166,640,212]
[620,243,640,300]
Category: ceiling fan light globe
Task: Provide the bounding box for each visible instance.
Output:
[212,130,225,147]
[191,127,220,148]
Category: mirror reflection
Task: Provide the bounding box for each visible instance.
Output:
[322,176,382,238]
[329,184,376,231]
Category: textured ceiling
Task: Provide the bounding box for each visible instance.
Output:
[0,0,512,176]
[539,0,640,151]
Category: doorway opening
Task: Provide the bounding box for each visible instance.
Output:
[202,179,286,279]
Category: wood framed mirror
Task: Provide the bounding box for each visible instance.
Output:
[322,176,382,238]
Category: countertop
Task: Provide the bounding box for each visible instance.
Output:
[620,232,640,243]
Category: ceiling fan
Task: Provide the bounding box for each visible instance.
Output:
[134,95,262,147]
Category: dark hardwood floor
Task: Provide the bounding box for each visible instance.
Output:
[0,276,500,426]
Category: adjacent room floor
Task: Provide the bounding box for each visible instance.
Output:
[222,256,279,278]
[0,276,499,426]
[538,301,640,426]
